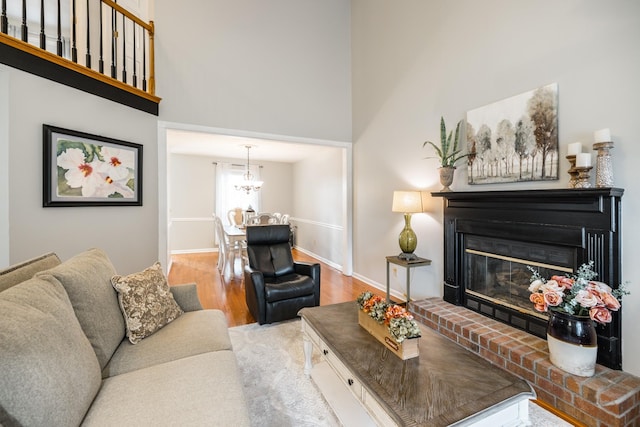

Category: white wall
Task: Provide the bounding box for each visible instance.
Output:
[351,0,640,375]
[4,67,159,274]
[259,160,294,215]
[154,0,352,143]
[153,0,353,266]
[169,154,217,252]
[292,146,345,267]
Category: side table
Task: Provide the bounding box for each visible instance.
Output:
[385,255,431,304]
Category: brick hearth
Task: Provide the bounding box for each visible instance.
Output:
[409,298,640,426]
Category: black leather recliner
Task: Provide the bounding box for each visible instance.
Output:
[244,224,321,324]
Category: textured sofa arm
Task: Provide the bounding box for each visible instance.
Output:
[169,283,203,312]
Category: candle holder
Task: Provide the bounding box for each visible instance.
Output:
[593,141,614,188]
[566,155,579,188]
[574,166,593,188]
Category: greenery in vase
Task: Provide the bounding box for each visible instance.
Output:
[528,261,629,324]
[423,116,467,168]
[357,292,421,343]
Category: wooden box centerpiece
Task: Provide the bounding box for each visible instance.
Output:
[356,292,420,360]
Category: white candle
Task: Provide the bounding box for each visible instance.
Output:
[594,128,611,143]
[576,153,592,167]
[567,142,582,155]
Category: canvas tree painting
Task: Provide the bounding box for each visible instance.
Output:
[466,83,559,184]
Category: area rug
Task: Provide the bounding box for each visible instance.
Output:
[228,319,570,427]
[229,319,340,427]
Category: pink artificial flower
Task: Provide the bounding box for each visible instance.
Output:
[541,279,565,294]
[551,275,574,290]
[590,306,612,324]
[589,281,613,293]
[600,292,621,311]
[575,289,600,308]
[543,291,563,307]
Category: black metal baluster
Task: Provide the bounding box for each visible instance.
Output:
[132,22,137,88]
[85,0,91,67]
[99,0,104,73]
[71,0,77,62]
[142,27,147,91]
[110,8,116,78]
[39,0,46,48]
[56,0,62,56]
[21,0,27,41]
[121,14,126,83]
[1,0,8,34]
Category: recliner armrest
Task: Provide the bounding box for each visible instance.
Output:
[244,266,268,324]
[169,283,203,312]
[294,262,321,306]
[294,262,320,282]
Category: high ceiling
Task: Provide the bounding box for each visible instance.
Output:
[166,129,339,163]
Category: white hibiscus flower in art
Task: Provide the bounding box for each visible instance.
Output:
[56,148,107,197]
[93,176,135,199]
[98,146,135,181]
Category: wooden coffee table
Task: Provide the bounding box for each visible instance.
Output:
[299,302,534,426]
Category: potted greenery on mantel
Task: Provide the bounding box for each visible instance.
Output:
[423,116,467,191]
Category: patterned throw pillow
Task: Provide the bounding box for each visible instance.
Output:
[111,262,183,344]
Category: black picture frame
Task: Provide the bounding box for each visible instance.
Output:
[43,125,143,207]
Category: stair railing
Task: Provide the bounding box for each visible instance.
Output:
[0,0,157,99]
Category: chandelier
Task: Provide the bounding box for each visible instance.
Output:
[235,145,263,194]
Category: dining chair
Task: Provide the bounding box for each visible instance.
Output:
[214,215,243,278]
[256,213,277,225]
[227,208,243,227]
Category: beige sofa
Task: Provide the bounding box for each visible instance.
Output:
[0,249,250,427]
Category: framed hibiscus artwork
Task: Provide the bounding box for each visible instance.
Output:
[43,125,143,207]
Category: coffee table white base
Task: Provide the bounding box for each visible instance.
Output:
[302,318,532,427]
[311,361,377,427]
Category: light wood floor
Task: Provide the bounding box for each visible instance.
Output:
[167,250,380,327]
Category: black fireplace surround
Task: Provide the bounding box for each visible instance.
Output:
[432,188,624,370]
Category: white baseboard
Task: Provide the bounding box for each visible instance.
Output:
[171,248,216,255]
[293,246,341,271]
[351,272,407,302]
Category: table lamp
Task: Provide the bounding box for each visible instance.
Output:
[392,191,423,260]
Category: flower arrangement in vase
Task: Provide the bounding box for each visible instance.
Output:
[356,292,421,343]
[356,292,421,359]
[528,262,628,376]
[528,261,627,323]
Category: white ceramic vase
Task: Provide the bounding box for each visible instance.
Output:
[547,310,597,377]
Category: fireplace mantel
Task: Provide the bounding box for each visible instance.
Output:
[432,188,624,370]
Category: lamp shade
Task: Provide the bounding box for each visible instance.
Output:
[392,191,423,213]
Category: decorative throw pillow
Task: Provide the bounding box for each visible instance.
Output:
[111,262,183,344]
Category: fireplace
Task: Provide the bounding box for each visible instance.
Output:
[432,188,624,370]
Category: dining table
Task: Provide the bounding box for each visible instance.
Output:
[223,225,246,245]
[223,225,247,276]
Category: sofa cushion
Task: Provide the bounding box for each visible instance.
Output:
[111,262,183,344]
[0,252,61,293]
[102,309,232,377]
[170,283,204,312]
[0,276,101,427]
[36,248,125,370]
[82,351,251,427]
